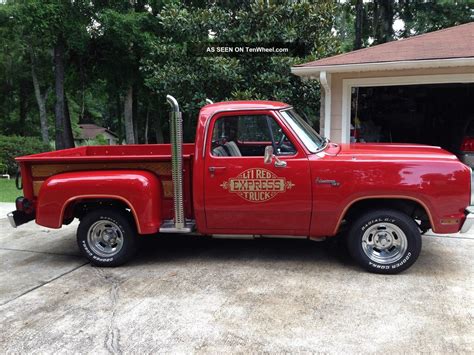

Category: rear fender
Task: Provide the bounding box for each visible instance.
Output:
[36,170,162,234]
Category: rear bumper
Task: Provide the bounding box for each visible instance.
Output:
[7,212,16,228]
[7,210,35,228]
[460,206,474,233]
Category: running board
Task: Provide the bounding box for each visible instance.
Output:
[159,219,195,233]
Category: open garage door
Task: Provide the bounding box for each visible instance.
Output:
[350,83,473,162]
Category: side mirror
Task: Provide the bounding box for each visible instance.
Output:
[264,145,287,168]
[264,146,273,164]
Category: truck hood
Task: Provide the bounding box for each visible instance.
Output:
[333,143,459,161]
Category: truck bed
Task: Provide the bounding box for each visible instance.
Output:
[16,144,195,220]
[16,144,195,163]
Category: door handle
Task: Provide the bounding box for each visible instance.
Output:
[209,166,226,172]
[315,177,340,187]
[209,166,226,176]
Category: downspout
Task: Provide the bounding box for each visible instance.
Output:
[166,95,186,230]
[320,71,331,139]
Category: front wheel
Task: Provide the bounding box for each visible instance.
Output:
[77,209,138,267]
[347,209,422,274]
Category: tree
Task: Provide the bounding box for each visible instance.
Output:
[142,1,338,140]
[29,46,50,144]
[0,3,51,142]
[354,0,364,50]
[3,0,470,149]
[399,0,474,36]
[53,35,74,150]
[372,0,394,44]
[89,2,159,144]
[338,0,474,51]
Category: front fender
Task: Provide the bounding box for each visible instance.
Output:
[36,170,162,234]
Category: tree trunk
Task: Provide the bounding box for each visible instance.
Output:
[144,103,150,144]
[398,0,412,38]
[354,0,363,50]
[116,94,123,144]
[132,85,139,143]
[79,59,86,123]
[19,79,28,135]
[30,48,49,144]
[54,36,74,149]
[64,95,74,146]
[155,111,164,144]
[124,85,135,144]
[374,0,394,44]
[381,1,394,42]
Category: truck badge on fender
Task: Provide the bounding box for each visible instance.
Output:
[220,168,295,202]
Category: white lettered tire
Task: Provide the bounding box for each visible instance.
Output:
[347,209,422,274]
[77,209,138,267]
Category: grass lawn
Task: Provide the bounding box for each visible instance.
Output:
[0,179,20,202]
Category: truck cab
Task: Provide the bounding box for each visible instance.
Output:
[194,101,312,236]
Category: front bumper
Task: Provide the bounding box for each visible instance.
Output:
[459,153,474,168]
[460,206,474,233]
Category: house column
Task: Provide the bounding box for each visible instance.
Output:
[320,71,331,139]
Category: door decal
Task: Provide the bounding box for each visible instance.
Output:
[220,168,295,203]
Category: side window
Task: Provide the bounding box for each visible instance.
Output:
[211,115,296,157]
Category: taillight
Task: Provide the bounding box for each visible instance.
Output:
[460,137,474,152]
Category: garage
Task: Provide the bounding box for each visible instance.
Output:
[291,22,474,164]
[350,83,473,153]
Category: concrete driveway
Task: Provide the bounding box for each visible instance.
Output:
[1,205,473,353]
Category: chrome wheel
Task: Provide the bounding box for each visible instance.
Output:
[361,222,408,264]
[87,220,124,258]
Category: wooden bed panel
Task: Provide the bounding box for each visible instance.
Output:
[31,162,172,178]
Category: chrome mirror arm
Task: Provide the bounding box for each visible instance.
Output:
[274,156,287,168]
[264,145,287,168]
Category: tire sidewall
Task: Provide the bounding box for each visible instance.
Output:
[77,209,137,267]
[348,210,422,274]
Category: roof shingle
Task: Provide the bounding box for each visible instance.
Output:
[297,22,474,68]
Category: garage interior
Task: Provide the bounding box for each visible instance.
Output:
[350,83,474,155]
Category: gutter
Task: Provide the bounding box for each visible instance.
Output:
[291,57,474,78]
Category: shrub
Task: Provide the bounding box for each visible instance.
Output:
[0,135,50,175]
[77,134,109,146]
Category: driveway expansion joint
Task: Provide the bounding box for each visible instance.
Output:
[0,261,89,307]
[0,247,82,257]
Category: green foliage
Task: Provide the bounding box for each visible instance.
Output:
[399,0,474,36]
[142,1,337,140]
[0,179,18,203]
[78,134,109,146]
[337,0,474,51]
[0,135,50,175]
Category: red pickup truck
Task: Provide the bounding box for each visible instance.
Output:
[8,95,474,274]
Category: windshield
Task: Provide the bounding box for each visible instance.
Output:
[279,109,325,153]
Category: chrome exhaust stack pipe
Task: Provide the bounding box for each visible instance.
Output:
[165,95,193,232]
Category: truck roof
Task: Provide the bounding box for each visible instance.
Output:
[200,100,290,115]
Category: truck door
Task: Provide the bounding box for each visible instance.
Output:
[204,111,312,235]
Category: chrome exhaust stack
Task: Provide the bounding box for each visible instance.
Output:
[161,95,194,233]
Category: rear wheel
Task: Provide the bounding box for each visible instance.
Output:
[347,209,422,274]
[77,209,137,267]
